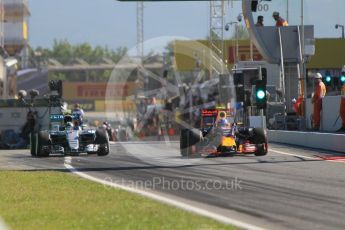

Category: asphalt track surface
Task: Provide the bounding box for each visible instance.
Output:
[1,141,345,230]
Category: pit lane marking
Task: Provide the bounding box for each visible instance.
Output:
[63,156,265,230]
[271,148,345,163]
[316,156,345,163]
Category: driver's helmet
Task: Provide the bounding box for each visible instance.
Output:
[217,118,228,127]
[72,112,81,121]
[66,122,74,129]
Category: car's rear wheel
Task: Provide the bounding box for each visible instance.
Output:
[180,129,202,157]
[95,129,110,156]
[254,144,267,156]
[252,128,268,156]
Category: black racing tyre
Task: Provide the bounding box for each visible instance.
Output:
[37,131,51,157]
[252,128,268,156]
[180,129,202,157]
[180,129,189,157]
[95,129,110,156]
[254,144,267,156]
[87,151,97,155]
[95,128,109,144]
[252,128,266,144]
[97,144,110,156]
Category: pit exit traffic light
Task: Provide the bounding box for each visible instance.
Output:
[323,74,332,86]
[340,75,345,85]
[255,79,267,109]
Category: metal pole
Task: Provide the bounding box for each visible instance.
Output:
[278,29,285,97]
[297,26,303,100]
[301,0,308,128]
[250,41,253,61]
[137,2,144,62]
[236,24,239,64]
[209,1,212,78]
[259,66,264,128]
[0,0,5,99]
[278,28,286,116]
[3,2,7,100]
[221,0,225,74]
[286,0,289,22]
[2,61,7,99]
[342,26,345,39]
[301,0,305,62]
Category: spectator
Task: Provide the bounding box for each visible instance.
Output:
[272,12,288,27]
[256,15,264,27]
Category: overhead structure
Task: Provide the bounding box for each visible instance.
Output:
[209,0,226,78]
[4,0,30,56]
[137,1,144,62]
[242,0,315,117]
[0,0,3,48]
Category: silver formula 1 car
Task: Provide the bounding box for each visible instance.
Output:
[30,114,110,157]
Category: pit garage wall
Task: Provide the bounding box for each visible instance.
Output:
[268,130,345,153]
[305,96,343,132]
[269,95,345,153]
[0,105,61,133]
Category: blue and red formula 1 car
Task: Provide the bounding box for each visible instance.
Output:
[180,108,268,157]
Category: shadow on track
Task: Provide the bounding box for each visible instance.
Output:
[17,156,320,173]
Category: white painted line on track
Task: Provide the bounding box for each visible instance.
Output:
[270,148,320,160]
[271,148,345,163]
[63,156,265,230]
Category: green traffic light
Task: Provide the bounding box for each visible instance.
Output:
[340,75,345,83]
[325,76,331,82]
[256,90,265,100]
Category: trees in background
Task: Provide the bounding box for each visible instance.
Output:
[30,40,128,82]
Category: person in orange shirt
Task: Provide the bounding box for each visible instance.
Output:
[312,73,327,130]
[273,12,288,27]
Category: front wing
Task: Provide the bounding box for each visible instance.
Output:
[197,135,267,155]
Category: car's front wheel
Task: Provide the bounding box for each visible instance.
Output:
[95,129,110,156]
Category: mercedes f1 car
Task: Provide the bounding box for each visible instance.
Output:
[30,114,110,157]
[180,109,268,157]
